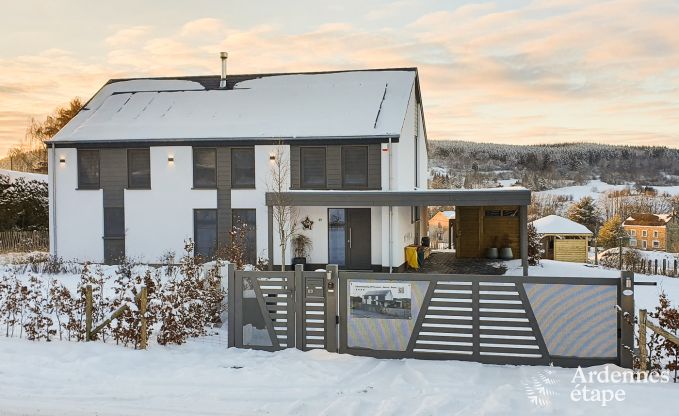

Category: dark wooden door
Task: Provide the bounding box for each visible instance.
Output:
[347,208,371,269]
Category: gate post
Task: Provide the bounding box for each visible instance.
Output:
[619,271,634,368]
[226,263,235,348]
[325,264,339,353]
[294,264,304,350]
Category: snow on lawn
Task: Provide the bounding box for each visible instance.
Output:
[0,168,47,183]
[2,335,679,416]
[504,259,679,313]
[537,179,679,199]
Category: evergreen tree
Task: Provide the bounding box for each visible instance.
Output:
[527,223,542,266]
[567,196,600,232]
[597,215,626,249]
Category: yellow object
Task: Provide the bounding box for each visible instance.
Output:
[405,245,419,269]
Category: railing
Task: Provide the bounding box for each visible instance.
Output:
[638,308,679,374]
[0,230,49,252]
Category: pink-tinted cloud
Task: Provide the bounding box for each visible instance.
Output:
[1,1,678,156]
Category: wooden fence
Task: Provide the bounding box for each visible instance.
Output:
[0,230,49,252]
[625,258,679,278]
[638,309,679,375]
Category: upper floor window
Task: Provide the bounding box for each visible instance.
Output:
[630,229,637,237]
[653,230,659,238]
[231,148,255,188]
[642,230,648,237]
[127,149,151,189]
[342,146,368,188]
[301,147,326,188]
[77,149,100,189]
[193,148,216,188]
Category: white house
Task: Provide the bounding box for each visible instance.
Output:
[47,65,532,272]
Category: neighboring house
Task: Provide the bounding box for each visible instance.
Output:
[46,65,532,273]
[428,210,455,248]
[531,215,592,263]
[623,213,679,252]
[363,290,393,305]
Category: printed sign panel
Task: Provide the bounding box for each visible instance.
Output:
[349,281,412,319]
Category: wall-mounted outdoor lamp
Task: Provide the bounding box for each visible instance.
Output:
[269,152,276,161]
[59,155,66,165]
[168,154,175,164]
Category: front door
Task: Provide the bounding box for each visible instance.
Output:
[328,208,371,270]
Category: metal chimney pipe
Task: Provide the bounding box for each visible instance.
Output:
[219,52,228,88]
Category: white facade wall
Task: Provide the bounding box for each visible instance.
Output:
[48,147,104,262]
[125,146,216,262]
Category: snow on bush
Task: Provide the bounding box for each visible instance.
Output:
[0,240,225,348]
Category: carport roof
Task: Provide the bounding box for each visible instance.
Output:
[265,188,531,207]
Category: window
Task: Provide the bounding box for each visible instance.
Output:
[342,146,368,188]
[642,240,647,249]
[642,230,648,237]
[231,148,255,188]
[194,209,217,259]
[328,209,346,266]
[127,149,151,189]
[300,147,326,188]
[653,240,660,248]
[653,230,659,238]
[629,239,637,247]
[193,148,216,188]
[232,209,257,265]
[77,149,100,189]
[104,207,125,238]
[630,229,637,237]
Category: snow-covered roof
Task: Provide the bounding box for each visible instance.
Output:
[530,215,592,235]
[50,69,417,144]
[623,213,673,226]
[0,169,47,183]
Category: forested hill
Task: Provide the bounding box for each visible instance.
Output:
[429,140,679,190]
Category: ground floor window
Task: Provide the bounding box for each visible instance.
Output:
[328,208,346,266]
[232,209,257,265]
[194,209,217,259]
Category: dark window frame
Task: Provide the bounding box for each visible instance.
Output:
[194,209,218,259]
[77,149,100,189]
[103,207,125,238]
[341,145,369,189]
[300,147,327,189]
[192,147,217,189]
[231,147,256,189]
[127,148,151,189]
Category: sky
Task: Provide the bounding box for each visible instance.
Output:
[0,0,678,156]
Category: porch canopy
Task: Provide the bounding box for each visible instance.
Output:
[265,188,531,275]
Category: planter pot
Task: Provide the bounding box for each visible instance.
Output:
[486,247,499,259]
[292,257,307,270]
[500,247,513,260]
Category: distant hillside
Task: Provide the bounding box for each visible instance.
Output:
[429,140,679,190]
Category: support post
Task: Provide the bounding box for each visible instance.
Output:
[139,286,148,350]
[325,264,339,353]
[267,205,274,271]
[619,271,635,368]
[520,205,528,276]
[639,309,648,376]
[226,263,236,348]
[85,285,92,341]
[294,264,304,350]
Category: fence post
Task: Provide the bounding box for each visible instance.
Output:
[654,259,658,275]
[639,309,648,377]
[85,285,93,341]
[139,286,148,350]
[294,264,304,350]
[619,271,634,369]
[325,264,339,353]
[226,263,235,348]
[662,259,666,275]
[675,260,678,277]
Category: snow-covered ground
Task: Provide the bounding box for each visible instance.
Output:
[1,258,678,415]
[0,168,47,183]
[537,179,679,199]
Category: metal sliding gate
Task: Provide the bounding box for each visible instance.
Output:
[227,265,634,368]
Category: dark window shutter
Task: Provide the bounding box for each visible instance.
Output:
[301,147,326,188]
[342,146,368,187]
[127,149,151,189]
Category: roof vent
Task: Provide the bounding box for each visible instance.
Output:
[219,52,228,88]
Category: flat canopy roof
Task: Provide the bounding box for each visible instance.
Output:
[265,188,531,207]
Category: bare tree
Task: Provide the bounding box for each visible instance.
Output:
[267,144,299,271]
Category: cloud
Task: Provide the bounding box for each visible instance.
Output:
[1,1,679,156]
